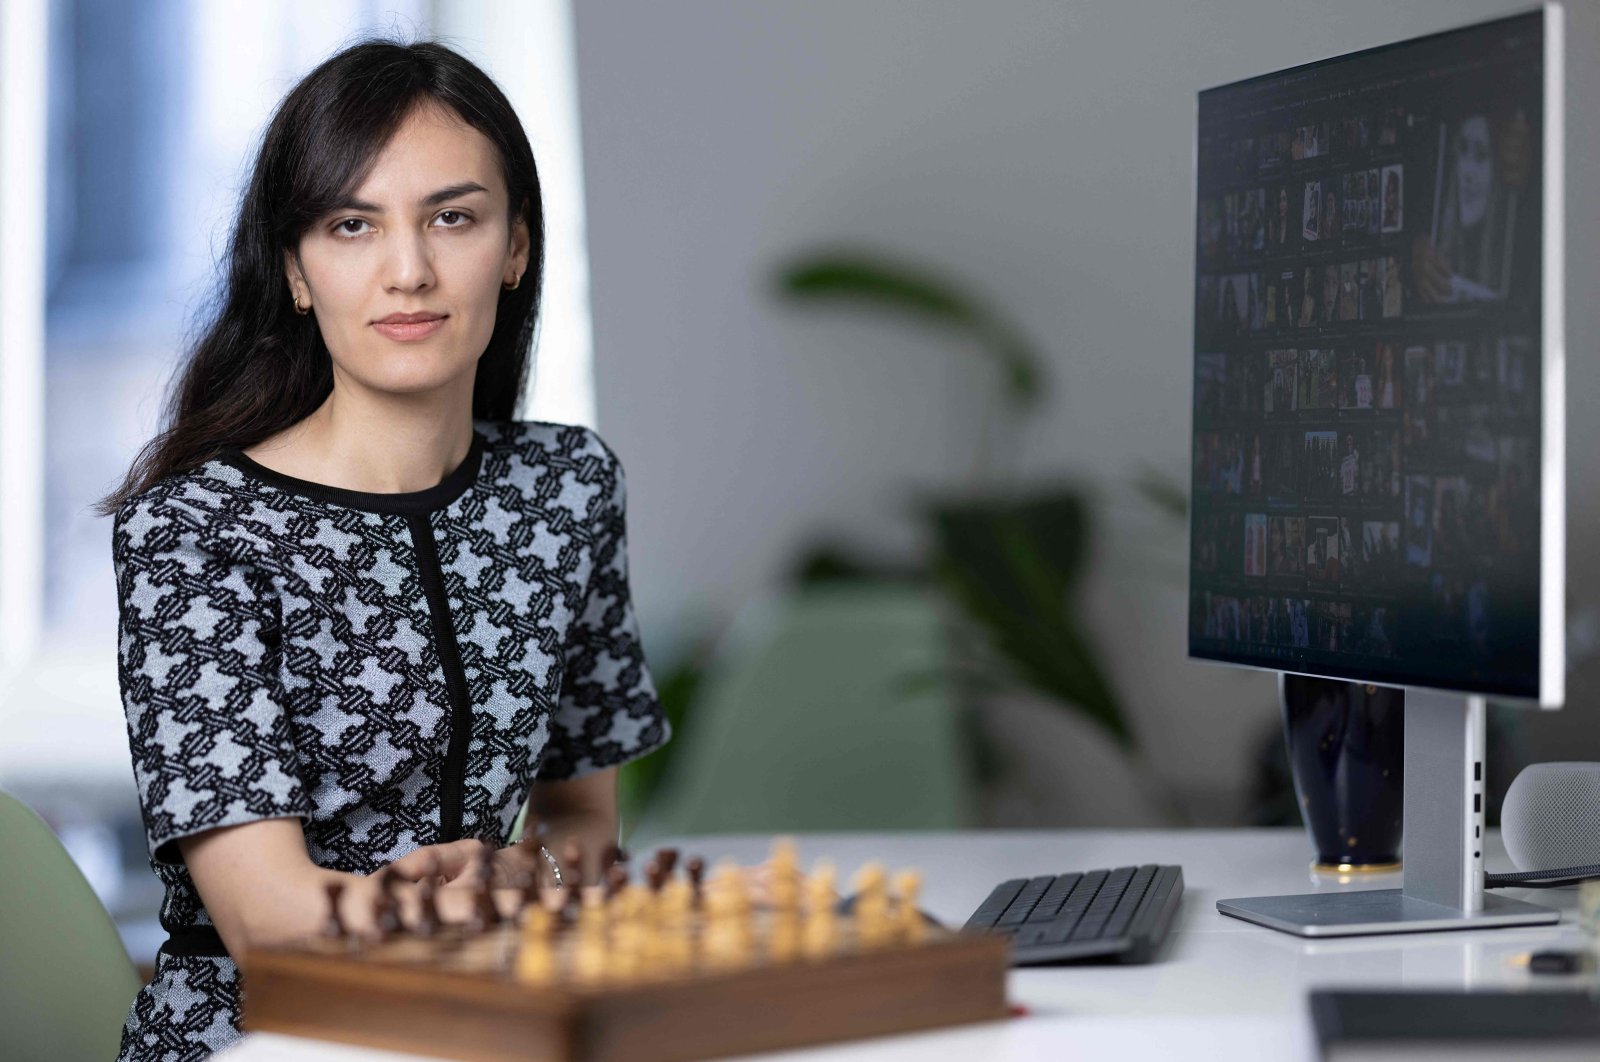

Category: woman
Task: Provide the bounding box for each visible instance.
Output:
[98,40,671,1059]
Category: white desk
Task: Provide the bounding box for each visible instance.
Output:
[219,828,1592,1062]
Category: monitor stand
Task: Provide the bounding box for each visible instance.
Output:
[1217,688,1560,937]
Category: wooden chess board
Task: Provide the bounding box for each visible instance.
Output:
[243,848,1011,1062]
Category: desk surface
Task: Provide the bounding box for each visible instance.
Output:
[219,828,1592,1062]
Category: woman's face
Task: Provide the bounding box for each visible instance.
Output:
[284,101,530,401]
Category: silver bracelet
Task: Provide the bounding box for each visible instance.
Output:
[537,843,564,888]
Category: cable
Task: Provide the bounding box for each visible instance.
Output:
[1485,864,1600,889]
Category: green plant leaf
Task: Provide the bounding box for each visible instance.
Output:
[926,492,1134,749]
[776,252,1045,411]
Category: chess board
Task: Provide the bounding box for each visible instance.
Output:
[243,846,1011,1062]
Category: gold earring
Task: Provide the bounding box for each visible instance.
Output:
[293,294,309,315]
[503,272,521,291]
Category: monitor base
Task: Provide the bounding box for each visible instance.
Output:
[1216,889,1559,938]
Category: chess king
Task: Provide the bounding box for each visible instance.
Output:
[99,37,676,1061]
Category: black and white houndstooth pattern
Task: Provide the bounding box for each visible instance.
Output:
[112,419,669,1060]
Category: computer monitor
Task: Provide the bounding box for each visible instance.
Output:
[1190,6,1565,935]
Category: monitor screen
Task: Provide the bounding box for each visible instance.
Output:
[1189,10,1556,700]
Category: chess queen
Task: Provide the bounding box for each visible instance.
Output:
[95,38,671,1061]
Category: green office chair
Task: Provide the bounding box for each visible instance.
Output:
[0,790,142,1062]
[634,583,976,841]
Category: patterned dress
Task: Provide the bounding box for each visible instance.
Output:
[112,419,670,1060]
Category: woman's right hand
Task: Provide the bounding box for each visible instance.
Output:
[385,838,495,885]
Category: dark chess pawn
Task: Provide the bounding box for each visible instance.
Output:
[468,854,501,932]
[605,863,628,900]
[322,881,348,939]
[687,856,706,907]
[415,868,443,939]
[601,842,630,877]
[655,847,680,878]
[644,859,665,895]
[374,868,404,939]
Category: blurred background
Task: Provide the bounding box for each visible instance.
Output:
[1,0,1597,974]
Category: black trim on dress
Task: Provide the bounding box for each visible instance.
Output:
[216,430,486,515]
[407,513,476,843]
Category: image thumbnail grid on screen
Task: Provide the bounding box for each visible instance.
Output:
[1190,13,1544,698]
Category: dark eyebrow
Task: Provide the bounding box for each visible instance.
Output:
[332,182,490,213]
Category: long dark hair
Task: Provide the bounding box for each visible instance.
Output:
[95,37,544,518]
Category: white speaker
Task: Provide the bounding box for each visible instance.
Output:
[1502,763,1600,872]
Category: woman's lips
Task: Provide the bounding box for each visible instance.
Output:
[373,316,446,341]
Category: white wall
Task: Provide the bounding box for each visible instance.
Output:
[571,0,1600,823]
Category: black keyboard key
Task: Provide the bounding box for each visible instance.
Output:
[1062,869,1108,910]
[1069,916,1109,940]
[995,876,1055,927]
[965,878,1026,929]
[1103,866,1158,939]
[1026,872,1082,922]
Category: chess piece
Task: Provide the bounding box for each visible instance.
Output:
[851,862,891,948]
[702,865,744,970]
[322,881,348,939]
[655,847,680,878]
[561,877,583,924]
[660,875,693,928]
[686,856,706,908]
[770,836,800,871]
[802,861,838,959]
[606,863,629,900]
[609,887,649,981]
[769,837,801,914]
[469,855,501,932]
[768,910,801,963]
[573,887,610,983]
[893,869,926,943]
[415,873,442,938]
[373,868,404,939]
[514,900,557,984]
[644,859,665,894]
[805,861,838,915]
[578,885,609,932]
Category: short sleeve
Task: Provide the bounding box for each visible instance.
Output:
[538,432,672,780]
[113,493,310,865]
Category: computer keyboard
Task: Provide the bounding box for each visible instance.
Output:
[963,864,1184,965]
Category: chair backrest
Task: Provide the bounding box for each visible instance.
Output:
[0,789,142,1062]
[637,584,975,839]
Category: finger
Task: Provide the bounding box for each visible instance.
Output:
[386,852,434,881]
[390,839,487,882]
[434,840,491,881]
